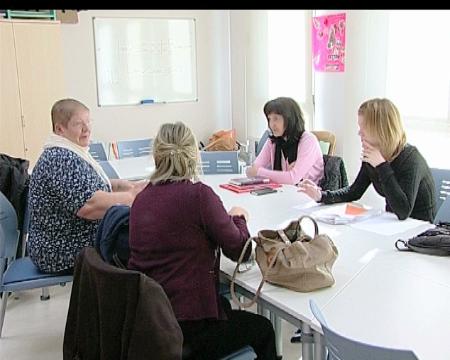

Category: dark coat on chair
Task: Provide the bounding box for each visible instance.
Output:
[63,247,183,360]
[0,153,30,257]
[95,205,130,267]
[0,154,29,229]
[319,155,349,191]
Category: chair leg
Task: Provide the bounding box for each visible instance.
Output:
[40,287,50,301]
[0,291,10,338]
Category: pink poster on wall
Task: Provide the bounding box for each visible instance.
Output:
[312,13,346,72]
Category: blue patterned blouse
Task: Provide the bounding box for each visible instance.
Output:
[28,147,111,273]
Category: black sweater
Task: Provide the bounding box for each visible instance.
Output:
[321,144,436,222]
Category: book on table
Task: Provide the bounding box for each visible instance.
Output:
[228,176,270,186]
[220,182,282,193]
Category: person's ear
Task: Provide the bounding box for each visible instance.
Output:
[54,123,64,135]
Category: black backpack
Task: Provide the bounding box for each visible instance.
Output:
[395,223,450,256]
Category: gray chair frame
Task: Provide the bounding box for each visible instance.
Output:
[309,300,419,360]
[434,196,450,224]
[430,168,450,219]
[89,142,108,161]
[0,192,72,337]
[200,151,240,175]
[255,130,271,157]
[98,161,120,179]
[117,138,153,159]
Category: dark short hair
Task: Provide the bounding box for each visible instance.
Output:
[51,98,89,131]
[263,97,305,141]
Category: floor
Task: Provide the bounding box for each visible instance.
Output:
[0,285,302,360]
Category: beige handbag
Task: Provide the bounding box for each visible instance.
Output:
[231,215,338,308]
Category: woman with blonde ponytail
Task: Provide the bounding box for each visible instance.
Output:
[298,98,436,222]
[128,122,278,360]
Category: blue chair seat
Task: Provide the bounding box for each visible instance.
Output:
[2,257,72,291]
[1,192,74,336]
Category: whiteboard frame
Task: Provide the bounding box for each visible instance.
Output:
[92,16,198,107]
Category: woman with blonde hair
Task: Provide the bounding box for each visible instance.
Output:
[298,98,436,222]
[128,122,277,359]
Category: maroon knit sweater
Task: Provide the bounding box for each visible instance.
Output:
[128,180,250,321]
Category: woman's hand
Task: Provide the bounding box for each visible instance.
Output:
[297,179,322,202]
[245,165,259,177]
[129,179,149,199]
[361,140,385,167]
[228,206,249,222]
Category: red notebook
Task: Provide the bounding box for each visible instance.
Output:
[219,182,282,193]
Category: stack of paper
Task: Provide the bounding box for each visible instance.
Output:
[310,203,382,225]
[228,176,270,186]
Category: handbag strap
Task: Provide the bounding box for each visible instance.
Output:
[277,230,291,244]
[298,215,319,237]
[395,239,412,252]
[231,239,284,308]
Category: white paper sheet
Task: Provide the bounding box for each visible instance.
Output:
[349,212,427,235]
[307,203,382,225]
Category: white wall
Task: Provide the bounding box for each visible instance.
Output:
[60,10,232,144]
[61,10,397,208]
[230,10,269,146]
[314,10,390,209]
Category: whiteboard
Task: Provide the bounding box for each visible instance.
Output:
[93,17,197,106]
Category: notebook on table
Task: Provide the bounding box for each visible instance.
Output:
[220,182,282,193]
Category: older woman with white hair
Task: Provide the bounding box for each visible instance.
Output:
[128,122,278,360]
[28,98,146,274]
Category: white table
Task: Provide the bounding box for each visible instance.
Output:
[318,253,450,360]
[202,175,441,360]
[114,166,444,359]
[108,156,155,180]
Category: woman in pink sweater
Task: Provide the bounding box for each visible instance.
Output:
[246,97,324,185]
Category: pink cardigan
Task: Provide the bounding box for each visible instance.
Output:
[254,130,324,185]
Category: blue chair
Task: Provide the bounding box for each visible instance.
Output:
[309,299,419,360]
[430,168,450,216]
[89,142,108,161]
[117,138,153,159]
[0,192,73,337]
[434,196,450,224]
[98,160,120,179]
[200,151,240,175]
[255,130,271,157]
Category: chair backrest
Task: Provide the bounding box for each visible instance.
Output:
[430,168,450,213]
[116,138,153,159]
[434,196,450,224]
[0,192,20,260]
[319,155,348,191]
[312,131,336,156]
[98,161,120,179]
[255,130,271,157]
[64,247,183,359]
[309,300,419,360]
[200,151,240,175]
[89,142,108,161]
